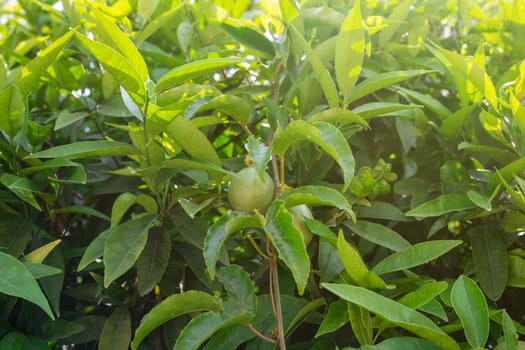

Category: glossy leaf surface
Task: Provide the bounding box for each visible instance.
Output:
[265,201,310,295]
[450,276,489,348]
[131,291,222,350]
[373,240,462,275]
[323,283,459,350]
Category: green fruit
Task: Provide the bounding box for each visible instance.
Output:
[289,205,314,245]
[351,167,375,197]
[228,167,275,213]
[371,179,390,199]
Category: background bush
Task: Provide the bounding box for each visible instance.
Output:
[0,0,524,349]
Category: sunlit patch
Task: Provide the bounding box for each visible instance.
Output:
[440,89,450,97]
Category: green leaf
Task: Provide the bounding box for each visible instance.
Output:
[136,227,171,296]
[0,251,54,319]
[335,0,364,98]
[15,31,74,96]
[322,283,459,350]
[353,102,422,119]
[344,220,411,252]
[372,240,462,275]
[286,297,326,335]
[487,157,525,194]
[371,337,441,350]
[345,70,432,104]
[0,217,31,257]
[26,140,138,159]
[347,302,373,345]
[153,159,234,177]
[440,104,477,139]
[138,0,159,20]
[281,185,354,217]
[0,174,41,211]
[204,213,261,280]
[247,136,272,180]
[135,4,184,44]
[318,238,345,283]
[508,255,525,288]
[21,158,83,175]
[177,22,193,54]
[53,109,89,131]
[156,58,246,93]
[396,87,451,119]
[502,310,518,350]
[279,0,300,23]
[355,201,411,222]
[0,332,51,350]
[307,108,368,126]
[131,291,222,350]
[511,91,525,137]
[53,205,109,221]
[265,200,310,295]
[197,94,251,124]
[22,239,61,263]
[120,86,143,121]
[77,227,114,271]
[0,85,25,137]
[98,308,131,350]
[480,110,509,145]
[420,298,448,322]
[173,311,252,350]
[75,32,146,105]
[315,299,348,337]
[111,192,158,227]
[450,275,489,348]
[166,117,221,165]
[471,227,508,301]
[217,265,257,314]
[203,324,253,350]
[288,24,339,108]
[405,193,477,218]
[427,41,498,110]
[378,0,411,48]
[179,198,214,219]
[219,21,275,56]
[306,218,338,244]
[336,230,368,286]
[273,121,355,191]
[467,190,492,211]
[458,142,516,165]
[103,214,156,287]
[89,7,149,82]
[397,281,449,309]
[337,230,387,289]
[23,262,62,279]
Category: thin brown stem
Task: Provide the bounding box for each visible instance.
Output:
[271,255,286,350]
[242,124,254,137]
[265,58,287,349]
[271,153,281,196]
[267,240,278,320]
[247,323,278,344]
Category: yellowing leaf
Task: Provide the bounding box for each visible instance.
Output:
[335,0,364,98]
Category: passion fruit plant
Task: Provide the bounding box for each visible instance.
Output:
[0,0,524,349]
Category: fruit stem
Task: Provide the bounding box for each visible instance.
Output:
[247,323,278,344]
[247,234,270,259]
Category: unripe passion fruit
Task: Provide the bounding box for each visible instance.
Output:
[289,204,314,245]
[228,167,275,213]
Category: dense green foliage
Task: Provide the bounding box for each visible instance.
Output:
[0,0,524,349]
